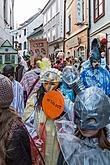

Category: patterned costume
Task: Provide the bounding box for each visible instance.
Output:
[24,68,62,165]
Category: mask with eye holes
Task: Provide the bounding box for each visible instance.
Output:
[74,87,110,130]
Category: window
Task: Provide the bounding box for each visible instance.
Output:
[19,34,21,38]
[47,31,51,42]
[0,55,2,64]
[23,51,25,56]
[78,46,85,59]
[24,42,26,49]
[5,54,10,63]
[11,55,15,63]
[82,0,84,21]
[4,0,8,22]
[94,0,105,22]
[18,43,22,50]
[44,14,47,24]
[66,15,71,34]
[15,33,17,39]
[52,2,56,17]
[47,9,51,22]
[68,15,71,32]
[24,29,26,36]
[52,27,56,41]
[44,33,47,39]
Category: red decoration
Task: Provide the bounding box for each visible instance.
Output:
[101,38,107,44]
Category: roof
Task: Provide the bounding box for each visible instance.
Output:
[41,0,51,13]
[0,40,18,54]
[18,11,42,29]
[27,24,43,39]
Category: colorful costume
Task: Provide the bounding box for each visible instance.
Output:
[24,68,62,165]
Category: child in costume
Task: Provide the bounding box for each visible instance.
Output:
[56,86,110,165]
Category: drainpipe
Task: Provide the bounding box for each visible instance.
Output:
[63,0,66,53]
[87,0,91,59]
[105,33,109,65]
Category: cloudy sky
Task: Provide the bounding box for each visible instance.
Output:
[14,0,49,27]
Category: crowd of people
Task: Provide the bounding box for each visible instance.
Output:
[0,38,110,165]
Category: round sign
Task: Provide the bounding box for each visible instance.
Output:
[42,90,64,119]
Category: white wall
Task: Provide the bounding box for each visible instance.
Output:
[0,0,14,45]
[43,0,64,42]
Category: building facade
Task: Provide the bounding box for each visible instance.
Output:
[13,10,43,56]
[42,0,64,56]
[90,0,110,64]
[65,0,89,60]
[0,0,14,46]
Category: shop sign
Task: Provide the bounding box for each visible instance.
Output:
[66,36,79,48]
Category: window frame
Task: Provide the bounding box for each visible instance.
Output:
[94,0,105,23]
[24,29,26,36]
[24,41,27,49]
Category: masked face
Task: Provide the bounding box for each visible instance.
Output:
[92,59,100,68]
[90,48,101,68]
[41,69,62,92]
[74,87,110,130]
[43,81,59,92]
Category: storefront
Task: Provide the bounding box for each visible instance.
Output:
[65,29,88,60]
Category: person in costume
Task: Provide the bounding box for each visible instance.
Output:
[56,86,110,165]
[80,38,110,96]
[23,67,63,165]
[60,66,79,113]
[15,54,28,82]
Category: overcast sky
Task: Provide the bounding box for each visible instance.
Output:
[14,0,49,27]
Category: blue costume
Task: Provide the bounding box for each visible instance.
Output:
[60,66,78,112]
[80,38,110,96]
[80,66,110,96]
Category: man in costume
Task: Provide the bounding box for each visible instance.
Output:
[80,38,110,96]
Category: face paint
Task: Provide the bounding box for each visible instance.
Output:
[43,81,59,92]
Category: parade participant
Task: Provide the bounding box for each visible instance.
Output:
[15,54,28,82]
[0,74,32,165]
[2,64,24,117]
[80,38,110,96]
[60,66,78,113]
[20,58,42,106]
[56,87,110,165]
[23,68,63,165]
